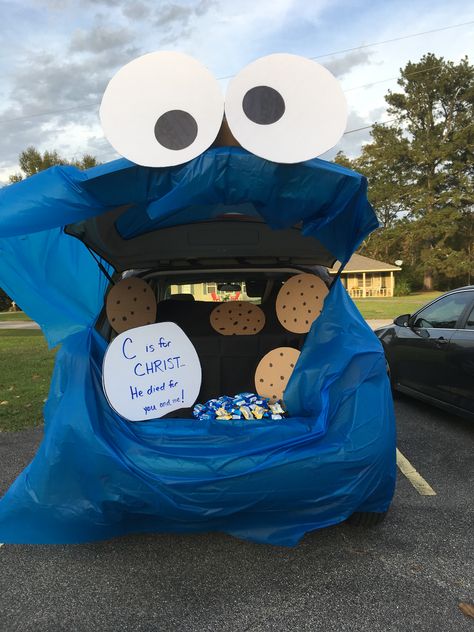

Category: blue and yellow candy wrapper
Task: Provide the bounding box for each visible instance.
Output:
[193,393,287,422]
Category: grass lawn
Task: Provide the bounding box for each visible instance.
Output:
[0,330,57,432]
[354,291,443,320]
[0,311,33,322]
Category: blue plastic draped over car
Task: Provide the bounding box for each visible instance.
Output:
[0,147,396,546]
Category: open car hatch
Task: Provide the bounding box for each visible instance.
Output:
[66,210,336,273]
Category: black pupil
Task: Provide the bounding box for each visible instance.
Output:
[154,110,198,151]
[242,86,285,125]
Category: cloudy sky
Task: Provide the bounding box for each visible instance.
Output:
[0,0,473,181]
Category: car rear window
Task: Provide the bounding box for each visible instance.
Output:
[166,281,262,303]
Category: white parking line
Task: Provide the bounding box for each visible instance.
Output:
[396,448,437,496]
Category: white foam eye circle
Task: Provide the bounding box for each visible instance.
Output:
[100,51,224,167]
[225,54,347,163]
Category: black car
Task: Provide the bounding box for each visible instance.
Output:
[375,287,474,419]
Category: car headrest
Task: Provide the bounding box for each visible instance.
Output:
[245,279,267,298]
[169,293,195,301]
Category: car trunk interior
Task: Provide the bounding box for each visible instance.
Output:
[66,209,335,417]
[153,271,310,415]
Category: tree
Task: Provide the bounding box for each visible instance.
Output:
[337,53,474,289]
[9,146,99,183]
[335,124,411,229]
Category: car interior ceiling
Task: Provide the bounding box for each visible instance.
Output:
[65,212,337,274]
[97,267,327,418]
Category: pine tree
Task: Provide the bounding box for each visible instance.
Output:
[337,53,474,289]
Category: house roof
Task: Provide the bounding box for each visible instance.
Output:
[328,253,401,274]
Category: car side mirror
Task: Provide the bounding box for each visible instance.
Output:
[393,313,411,327]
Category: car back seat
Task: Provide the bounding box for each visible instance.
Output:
[156,297,305,410]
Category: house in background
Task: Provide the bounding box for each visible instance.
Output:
[329,253,401,298]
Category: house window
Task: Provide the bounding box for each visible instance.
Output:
[206,283,217,294]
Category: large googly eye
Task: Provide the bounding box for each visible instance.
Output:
[224,54,347,164]
[100,51,224,168]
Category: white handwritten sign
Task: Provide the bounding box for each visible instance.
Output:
[102,322,202,421]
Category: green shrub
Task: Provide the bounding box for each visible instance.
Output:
[0,287,11,312]
[394,265,424,294]
[394,278,412,296]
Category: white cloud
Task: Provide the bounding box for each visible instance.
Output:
[122,2,151,21]
[324,50,373,79]
[69,25,134,53]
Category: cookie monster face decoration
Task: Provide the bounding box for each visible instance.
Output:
[99,51,347,167]
[0,50,396,547]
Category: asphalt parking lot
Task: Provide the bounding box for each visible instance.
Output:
[0,395,473,632]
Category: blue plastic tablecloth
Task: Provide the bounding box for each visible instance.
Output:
[0,147,396,545]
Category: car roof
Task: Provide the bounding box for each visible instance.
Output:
[435,286,474,298]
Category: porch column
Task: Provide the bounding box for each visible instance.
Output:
[390,271,394,297]
[362,272,366,297]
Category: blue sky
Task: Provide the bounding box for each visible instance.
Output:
[0,0,473,180]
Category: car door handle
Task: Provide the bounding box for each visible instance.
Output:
[435,337,448,347]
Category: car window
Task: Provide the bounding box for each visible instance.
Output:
[165,281,260,303]
[413,292,473,329]
[465,304,474,330]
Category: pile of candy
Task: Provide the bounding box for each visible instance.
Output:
[193,392,287,421]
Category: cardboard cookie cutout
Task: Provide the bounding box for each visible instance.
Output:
[210,301,265,335]
[255,347,301,403]
[100,51,224,167]
[103,322,202,421]
[276,273,328,334]
[225,53,347,163]
[106,277,157,334]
